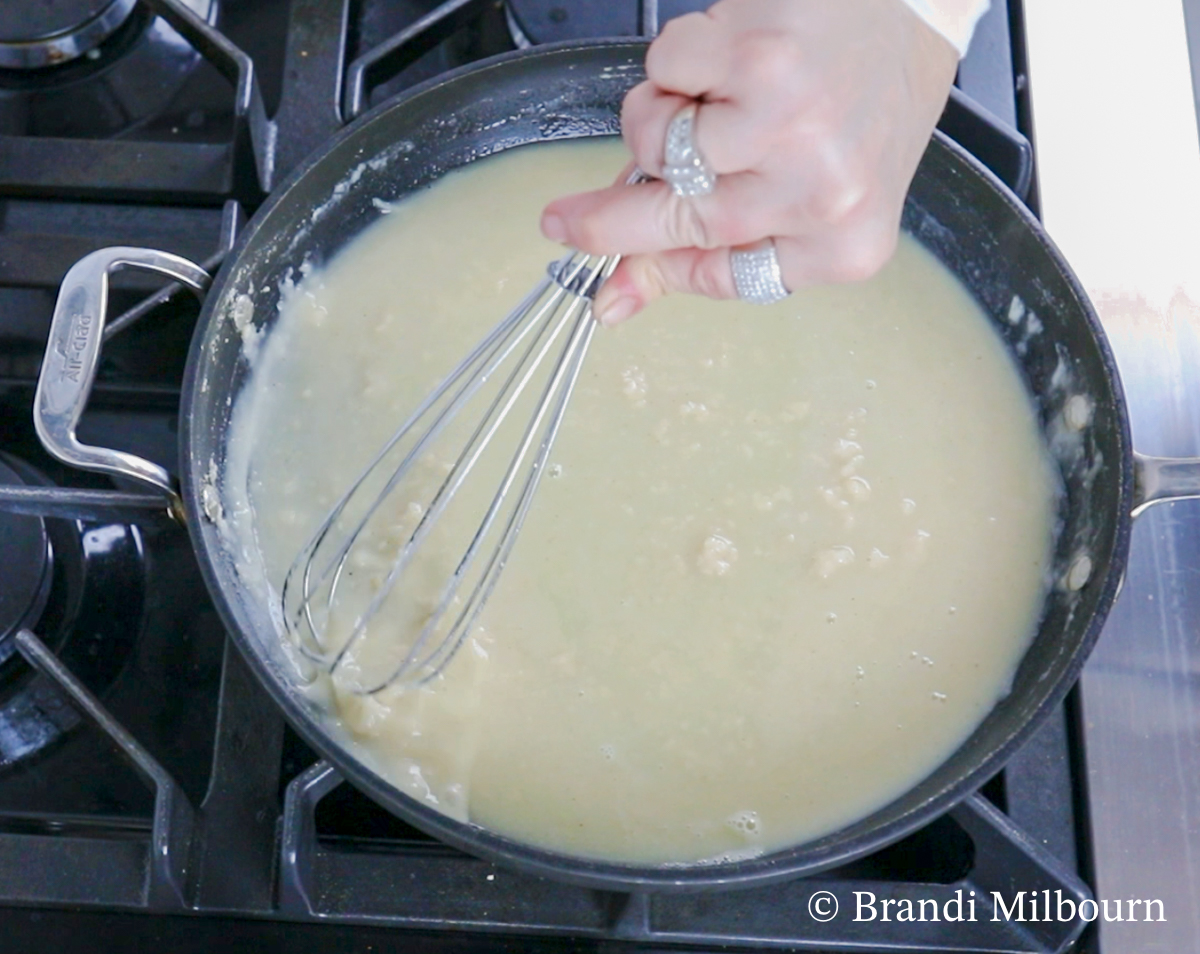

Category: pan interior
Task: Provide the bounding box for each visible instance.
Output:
[181,41,1130,889]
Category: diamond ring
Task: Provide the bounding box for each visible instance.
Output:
[731,239,790,304]
[661,103,717,198]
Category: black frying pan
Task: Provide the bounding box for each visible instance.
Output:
[33,39,1200,891]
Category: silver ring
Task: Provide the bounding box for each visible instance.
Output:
[662,103,717,197]
[731,240,790,304]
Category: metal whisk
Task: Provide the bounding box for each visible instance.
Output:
[280,242,624,695]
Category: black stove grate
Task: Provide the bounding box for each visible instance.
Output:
[0,0,272,202]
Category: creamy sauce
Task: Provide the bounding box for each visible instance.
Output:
[223,139,1058,865]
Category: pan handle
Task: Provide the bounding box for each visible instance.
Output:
[35,247,211,522]
[1133,451,1200,517]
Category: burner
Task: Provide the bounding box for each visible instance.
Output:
[0,0,137,70]
[0,457,52,665]
[505,0,712,46]
[0,0,217,141]
[0,455,144,770]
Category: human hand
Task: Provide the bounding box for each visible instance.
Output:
[539,0,961,324]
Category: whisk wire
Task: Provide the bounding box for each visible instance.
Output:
[281,271,558,659]
[399,256,612,688]
[282,253,596,663]
[313,263,575,647]
[321,255,598,678]
[281,249,614,689]
[360,255,612,692]
[287,310,524,660]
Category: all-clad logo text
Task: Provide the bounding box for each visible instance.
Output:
[55,306,94,384]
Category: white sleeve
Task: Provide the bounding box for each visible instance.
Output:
[898,0,991,58]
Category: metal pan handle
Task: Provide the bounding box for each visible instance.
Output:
[1133,451,1200,517]
[34,247,211,521]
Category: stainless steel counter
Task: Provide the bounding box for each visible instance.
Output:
[1026,2,1200,949]
[1082,302,1200,952]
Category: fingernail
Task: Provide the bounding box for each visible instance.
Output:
[541,212,566,243]
[595,294,638,327]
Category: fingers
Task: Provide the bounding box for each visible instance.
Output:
[618,12,734,180]
[593,248,738,326]
[769,222,899,289]
[620,82,689,179]
[541,0,945,323]
[591,224,901,327]
[644,13,730,97]
[629,26,811,178]
[541,173,784,255]
[621,84,784,180]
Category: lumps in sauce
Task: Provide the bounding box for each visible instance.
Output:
[224,138,1058,865]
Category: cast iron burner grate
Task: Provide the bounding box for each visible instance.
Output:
[0,457,54,663]
[266,724,1090,952]
[0,454,149,773]
[0,0,269,202]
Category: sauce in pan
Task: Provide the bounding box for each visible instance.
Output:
[224,139,1057,864]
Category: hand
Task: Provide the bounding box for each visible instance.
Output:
[539,0,960,324]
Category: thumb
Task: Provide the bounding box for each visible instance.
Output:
[593,248,738,326]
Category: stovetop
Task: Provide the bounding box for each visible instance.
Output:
[0,2,1100,951]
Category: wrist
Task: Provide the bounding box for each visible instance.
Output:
[896,0,990,57]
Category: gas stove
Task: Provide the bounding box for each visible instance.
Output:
[0,2,1105,951]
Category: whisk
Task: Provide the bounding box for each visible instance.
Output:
[280,222,631,695]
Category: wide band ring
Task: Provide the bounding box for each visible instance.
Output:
[731,239,790,304]
[662,103,717,198]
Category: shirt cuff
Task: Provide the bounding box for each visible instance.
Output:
[898,0,991,58]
